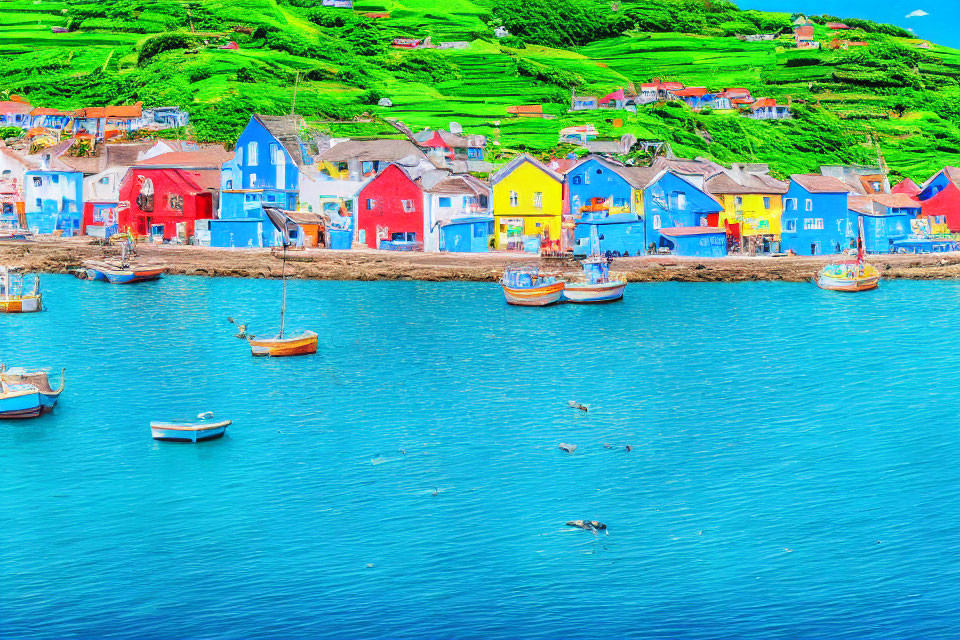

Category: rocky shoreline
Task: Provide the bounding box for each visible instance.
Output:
[4,239,960,283]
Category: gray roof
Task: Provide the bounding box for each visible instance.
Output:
[706,171,788,195]
[254,114,307,166]
[319,139,429,164]
[570,155,659,189]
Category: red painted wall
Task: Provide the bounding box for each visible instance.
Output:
[920,181,960,232]
[356,164,424,248]
[117,168,214,240]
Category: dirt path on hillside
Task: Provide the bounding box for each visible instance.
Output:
[4,238,960,283]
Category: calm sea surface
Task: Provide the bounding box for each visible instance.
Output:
[1,275,959,639]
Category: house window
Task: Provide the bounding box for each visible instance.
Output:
[169,194,183,211]
[402,199,415,212]
[805,199,813,211]
[763,197,771,209]
[510,191,519,207]
[366,198,376,210]
[35,198,42,209]
[270,143,282,165]
[653,214,662,230]
[33,176,42,187]
[52,175,59,184]
[533,192,543,208]
[99,176,110,184]
[671,192,686,209]
[785,219,796,232]
[392,231,416,241]
[225,180,233,189]
[783,198,796,211]
[1,169,9,177]
[247,141,258,166]
[235,148,243,165]
[584,172,591,185]
[249,173,257,188]
[136,178,155,212]
[572,176,582,185]
[473,224,486,238]
[438,197,451,208]
[734,196,743,206]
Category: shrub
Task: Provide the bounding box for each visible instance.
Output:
[138,33,196,65]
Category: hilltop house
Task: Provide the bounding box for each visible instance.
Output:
[420,172,491,252]
[490,154,564,251]
[794,26,820,49]
[216,114,309,247]
[142,106,190,129]
[0,99,32,128]
[28,108,73,133]
[73,102,146,141]
[412,128,487,167]
[892,178,921,197]
[355,164,424,250]
[780,174,852,255]
[707,165,788,254]
[848,194,919,253]
[567,155,654,257]
[748,98,792,120]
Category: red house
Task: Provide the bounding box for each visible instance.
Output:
[117,167,218,241]
[891,178,920,197]
[917,167,960,231]
[356,164,424,249]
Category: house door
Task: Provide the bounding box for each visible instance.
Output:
[359,228,366,246]
[810,242,819,255]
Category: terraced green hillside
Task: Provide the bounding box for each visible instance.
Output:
[2,0,960,181]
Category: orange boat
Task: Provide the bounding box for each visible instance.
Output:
[249,331,319,357]
[500,266,565,306]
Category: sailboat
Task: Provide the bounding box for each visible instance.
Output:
[816,217,880,292]
[243,207,318,357]
[563,227,627,303]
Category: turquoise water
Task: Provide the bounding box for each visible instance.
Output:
[2,275,959,639]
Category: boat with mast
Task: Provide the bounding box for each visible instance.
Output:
[816,217,880,292]
[241,207,318,357]
[563,228,627,303]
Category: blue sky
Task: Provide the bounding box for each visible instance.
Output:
[737,1,954,48]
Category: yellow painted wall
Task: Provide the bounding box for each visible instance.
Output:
[492,160,563,248]
[716,193,783,237]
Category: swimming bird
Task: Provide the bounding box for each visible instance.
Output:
[568,400,590,412]
[566,520,607,533]
[558,443,577,454]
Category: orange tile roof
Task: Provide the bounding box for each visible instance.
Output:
[75,101,143,119]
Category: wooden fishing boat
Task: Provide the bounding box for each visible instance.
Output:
[0,383,43,419]
[0,367,64,413]
[102,265,166,284]
[79,240,166,284]
[563,241,626,303]
[0,266,42,313]
[816,218,880,292]
[501,265,565,306]
[151,418,232,442]
[249,330,319,357]
[0,226,32,242]
[235,207,318,358]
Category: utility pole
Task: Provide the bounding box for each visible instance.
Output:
[290,71,300,116]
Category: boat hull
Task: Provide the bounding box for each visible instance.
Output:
[0,295,42,313]
[501,282,565,306]
[151,420,232,442]
[0,369,63,412]
[0,386,43,419]
[103,268,165,284]
[563,281,626,303]
[249,331,319,357]
[816,274,880,292]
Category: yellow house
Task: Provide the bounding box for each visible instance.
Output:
[490,154,564,250]
[706,167,788,251]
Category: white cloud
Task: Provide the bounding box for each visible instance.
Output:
[905,9,929,18]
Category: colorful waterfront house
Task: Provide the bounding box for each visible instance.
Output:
[73,102,145,141]
[490,154,564,251]
[116,162,219,242]
[23,169,84,236]
[318,139,432,182]
[412,128,486,162]
[780,174,852,255]
[215,114,310,247]
[355,163,424,249]
[644,170,725,256]
[298,166,365,248]
[915,167,960,232]
[0,146,28,227]
[420,172,490,252]
[848,194,920,253]
[891,178,921,197]
[0,98,32,128]
[707,165,788,253]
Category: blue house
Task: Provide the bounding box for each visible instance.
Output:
[780,174,851,255]
[440,216,494,252]
[24,170,84,236]
[644,170,724,255]
[849,194,919,253]
[568,156,655,257]
[214,114,311,247]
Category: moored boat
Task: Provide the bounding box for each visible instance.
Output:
[816,218,880,292]
[79,259,166,284]
[500,265,565,306]
[563,256,626,304]
[0,266,42,313]
[0,383,43,419]
[151,415,232,442]
[0,367,64,413]
[249,330,319,357]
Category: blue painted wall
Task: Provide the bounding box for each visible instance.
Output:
[232,116,301,195]
[643,171,722,248]
[779,184,851,255]
[860,209,917,253]
[568,158,634,217]
[573,215,646,257]
[23,170,84,236]
[918,172,951,201]
[209,219,265,248]
[660,231,728,257]
[440,218,493,252]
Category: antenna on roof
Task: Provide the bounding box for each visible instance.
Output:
[290,71,300,116]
